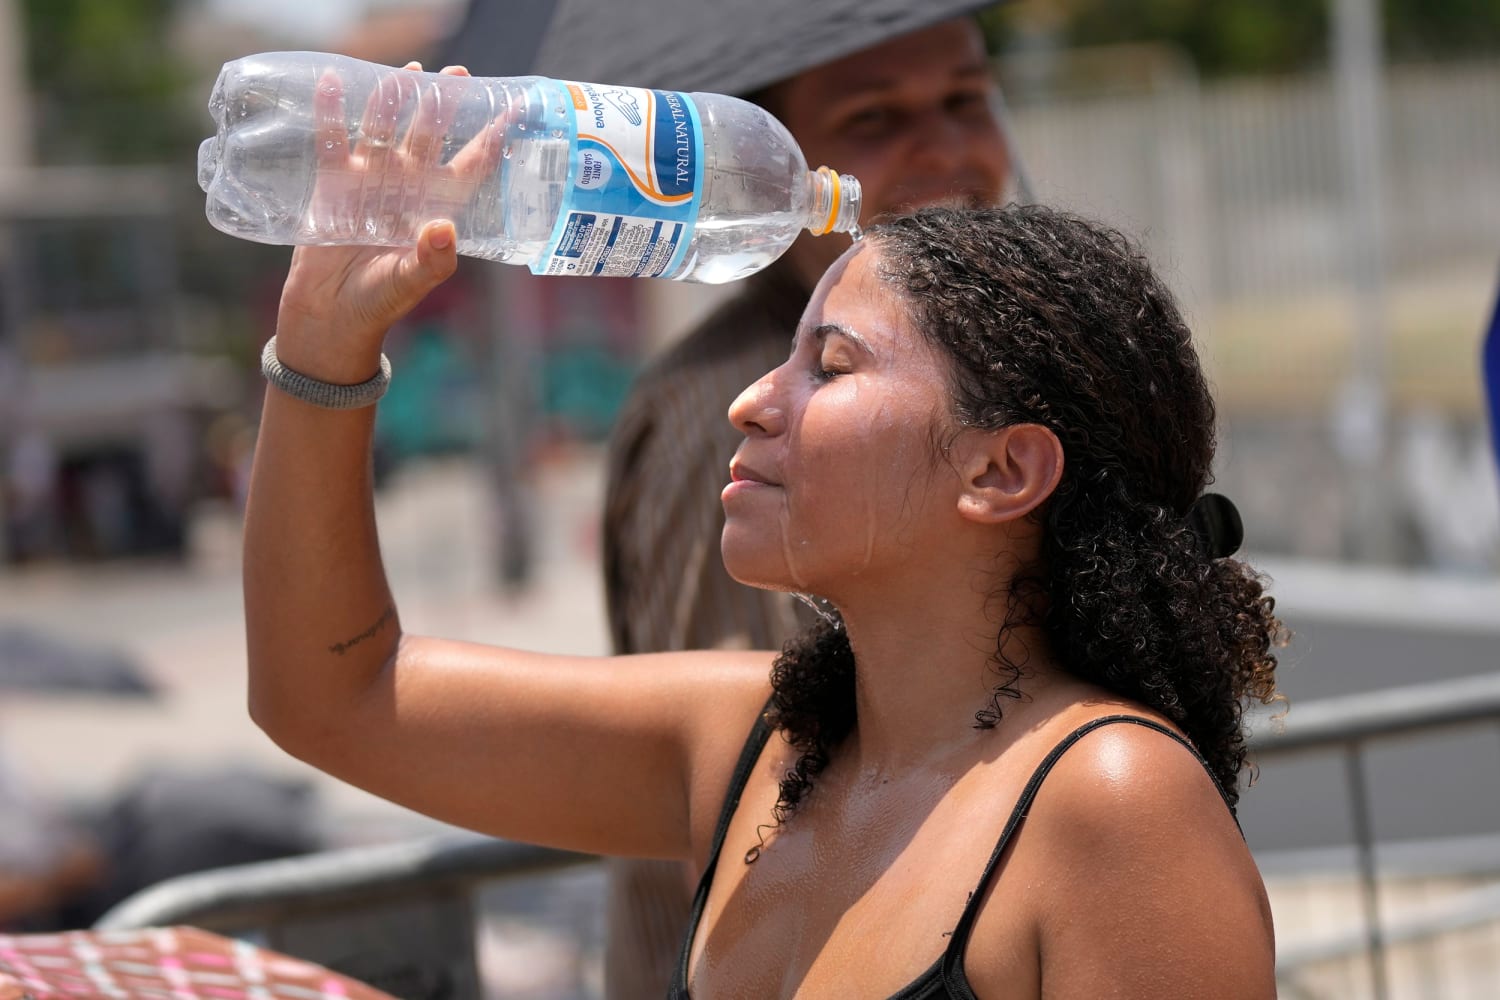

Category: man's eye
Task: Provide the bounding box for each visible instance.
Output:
[946,91,990,117]
[841,107,896,135]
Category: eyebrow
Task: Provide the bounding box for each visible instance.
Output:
[830,61,994,97]
[806,322,875,355]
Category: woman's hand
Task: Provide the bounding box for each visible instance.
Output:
[275,218,457,383]
[274,63,498,382]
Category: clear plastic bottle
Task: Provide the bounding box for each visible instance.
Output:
[196,52,861,284]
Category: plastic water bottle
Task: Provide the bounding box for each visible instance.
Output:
[196,52,862,284]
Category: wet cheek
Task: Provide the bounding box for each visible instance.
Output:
[782,389,922,588]
[778,403,821,591]
[861,381,945,547]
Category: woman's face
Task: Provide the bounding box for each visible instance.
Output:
[721,243,961,598]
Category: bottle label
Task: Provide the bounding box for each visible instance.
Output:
[533,80,703,279]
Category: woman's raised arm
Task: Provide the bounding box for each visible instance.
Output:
[242,77,769,857]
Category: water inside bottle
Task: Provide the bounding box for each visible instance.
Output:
[670,247,784,284]
[665,216,801,283]
[465,132,568,262]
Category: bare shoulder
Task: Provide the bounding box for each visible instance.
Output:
[659,650,777,862]
[1038,715,1242,844]
[590,647,772,760]
[972,713,1277,999]
[668,648,776,743]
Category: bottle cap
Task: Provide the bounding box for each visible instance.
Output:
[807,166,862,236]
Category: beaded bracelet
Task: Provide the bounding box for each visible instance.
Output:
[260,336,392,410]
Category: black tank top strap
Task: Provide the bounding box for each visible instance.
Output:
[937,714,1234,987]
[668,698,777,998]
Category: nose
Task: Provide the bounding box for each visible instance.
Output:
[728,370,787,438]
[907,106,1009,196]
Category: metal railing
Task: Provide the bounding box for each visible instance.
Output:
[95,833,596,1000]
[1249,671,1500,998]
[95,672,1500,999]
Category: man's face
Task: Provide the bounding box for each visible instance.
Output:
[765,18,1012,290]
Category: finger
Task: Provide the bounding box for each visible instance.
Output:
[357,70,403,172]
[448,79,519,180]
[403,72,447,168]
[419,219,458,268]
[403,61,423,72]
[438,63,505,177]
[448,110,508,180]
[314,71,349,172]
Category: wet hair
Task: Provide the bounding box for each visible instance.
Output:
[763,204,1282,831]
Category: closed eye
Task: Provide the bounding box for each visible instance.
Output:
[839,104,902,139]
[945,89,992,116]
[795,322,871,381]
[814,349,855,381]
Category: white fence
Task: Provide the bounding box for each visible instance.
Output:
[1008,59,1500,310]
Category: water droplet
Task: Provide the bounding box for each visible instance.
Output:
[849,223,864,242]
[793,593,843,627]
[550,128,563,138]
[324,140,336,149]
[501,144,512,159]
[515,122,527,132]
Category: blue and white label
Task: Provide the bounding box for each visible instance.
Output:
[532,80,703,278]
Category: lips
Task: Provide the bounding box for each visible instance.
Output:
[728,461,779,487]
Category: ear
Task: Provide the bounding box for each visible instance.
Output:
[953,423,1064,525]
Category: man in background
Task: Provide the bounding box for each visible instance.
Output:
[601,15,1015,997]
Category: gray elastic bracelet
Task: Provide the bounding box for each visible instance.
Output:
[260,336,392,410]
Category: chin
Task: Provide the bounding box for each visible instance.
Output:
[720,554,786,592]
[721,536,799,594]
[722,556,833,600]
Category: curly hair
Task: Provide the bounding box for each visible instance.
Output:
[762,204,1282,833]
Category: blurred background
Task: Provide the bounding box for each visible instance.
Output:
[0,1,1496,998]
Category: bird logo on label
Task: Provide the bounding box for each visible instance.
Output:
[604,89,643,126]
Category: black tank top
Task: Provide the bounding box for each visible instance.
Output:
[667,710,1237,999]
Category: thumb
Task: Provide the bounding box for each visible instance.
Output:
[414,219,459,284]
[367,221,458,333]
[372,220,457,332]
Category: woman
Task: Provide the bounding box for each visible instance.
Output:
[245,107,1281,993]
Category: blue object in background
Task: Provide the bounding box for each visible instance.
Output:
[1487,266,1500,479]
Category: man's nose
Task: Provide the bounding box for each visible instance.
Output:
[907,110,1004,181]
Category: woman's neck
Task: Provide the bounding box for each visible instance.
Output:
[834,587,1061,774]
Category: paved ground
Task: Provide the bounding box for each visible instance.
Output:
[0,450,611,842]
